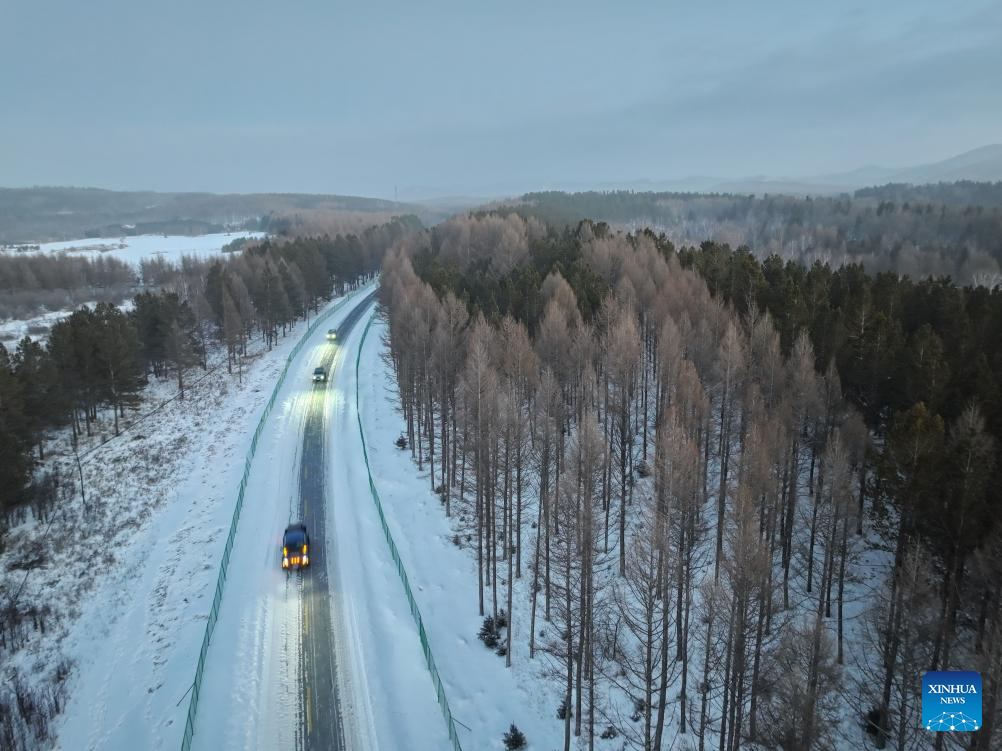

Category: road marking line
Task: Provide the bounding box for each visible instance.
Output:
[306,684,312,733]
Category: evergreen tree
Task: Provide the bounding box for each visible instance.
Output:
[0,343,32,512]
[12,336,61,459]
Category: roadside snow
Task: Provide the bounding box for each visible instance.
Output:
[192,289,451,751]
[325,311,452,751]
[355,316,566,750]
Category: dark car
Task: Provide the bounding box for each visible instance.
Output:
[326,328,337,341]
[282,522,310,570]
[312,366,326,383]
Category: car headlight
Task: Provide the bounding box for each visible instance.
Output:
[282,557,289,567]
[303,556,309,565]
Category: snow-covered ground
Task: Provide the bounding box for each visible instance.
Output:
[0,308,82,344]
[0,292,354,751]
[356,317,565,750]
[0,300,135,345]
[23,232,266,267]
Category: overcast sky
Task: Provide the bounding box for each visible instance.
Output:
[2,0,1000,199]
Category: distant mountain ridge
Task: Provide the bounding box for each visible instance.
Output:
[669,145,1002,197]
[402,145,1002,200]
[809,144,1002,188]
[0,186,434,244]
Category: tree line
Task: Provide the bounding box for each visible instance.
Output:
[855,181,1002,208]
[380,212,1000,750]
[0,253,136,320]
[514,188,1002,289]
[0,218,414,527]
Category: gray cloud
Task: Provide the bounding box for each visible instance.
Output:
[1,0,999,198]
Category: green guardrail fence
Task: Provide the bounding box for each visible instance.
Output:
[180,283,370,751]
[355,312,465,751]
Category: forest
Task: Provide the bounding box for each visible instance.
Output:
[380,211,1000,750]
[0,216,417,530]
[513,186,1002,288]
[854,182,1002,207]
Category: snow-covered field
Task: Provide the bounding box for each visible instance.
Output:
[0,308,82,344]
[27,232,265,267]
[0,300,135,345]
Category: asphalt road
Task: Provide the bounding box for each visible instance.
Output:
[296,289,377,751]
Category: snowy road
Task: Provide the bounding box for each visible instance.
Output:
[191,287,449,750]
[297,292,376,750]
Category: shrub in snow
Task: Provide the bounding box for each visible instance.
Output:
[394,435,407,449]
[495,643,507,657]
[636,460,651,478]
[503,723,526,750]
[600,725,618,739]
[478,615,499,648]
[495,609,508,628]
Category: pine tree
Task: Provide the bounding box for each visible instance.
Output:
[503,724,526,750]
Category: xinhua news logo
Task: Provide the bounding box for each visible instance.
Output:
[922,671,982,732]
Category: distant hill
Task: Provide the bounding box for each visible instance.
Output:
[810,145,1002,190]
[493,145,1002,199]
[888,144,1002,184]
[0,186,439,243]
[672,145,1002,197]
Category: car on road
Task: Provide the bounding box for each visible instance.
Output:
[282,523,310,570]
[312,366,326,383]
[326,328,337,341]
